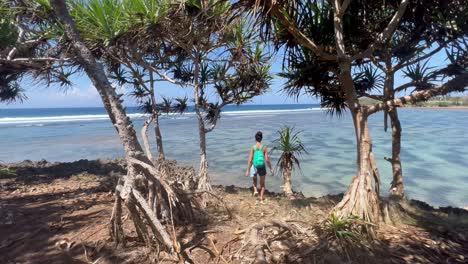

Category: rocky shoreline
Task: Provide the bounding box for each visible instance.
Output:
[2,158,467,214]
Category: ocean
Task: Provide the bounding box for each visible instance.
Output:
[1,104,467,207]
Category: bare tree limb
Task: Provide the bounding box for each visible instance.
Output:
[141,116,154,161]
[394,43,446,71]
[369,56,387,72]
[128,49,192,86]
[131,189,175,252]
[367,71,468,115]
[127,157,177,202]
[7,17,26,60]
[332,0,347,58]
[352,0,410,60]
[337,0,351,17]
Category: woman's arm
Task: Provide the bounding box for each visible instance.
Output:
[245,147,254,177]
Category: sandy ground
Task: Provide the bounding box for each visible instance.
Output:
[1,160,468,263]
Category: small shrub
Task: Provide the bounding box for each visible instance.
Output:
[324,213,362,242]
[437,101,449,107]
[0,168,16,178]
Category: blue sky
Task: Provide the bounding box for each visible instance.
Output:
[3,54,317,109]
[2,47,462,109]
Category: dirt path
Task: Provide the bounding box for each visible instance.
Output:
[1,160,468,263]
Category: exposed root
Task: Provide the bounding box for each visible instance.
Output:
[109,179,124,246]
[108,157,203,262]
[234,220,315,263]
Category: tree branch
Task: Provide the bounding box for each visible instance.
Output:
[352,0,410,60]
[269,6,336,61]
[332,0,347,58]
[204,102,227,133]
[394,43,446,71]
[367,71,468,115]
[393,81,421,93]
[141,116,154,162]
[338,0,351,17]
[0,57,67,64]
[369,56,387,72]
[7,17,26,60]
[131,50,192,87]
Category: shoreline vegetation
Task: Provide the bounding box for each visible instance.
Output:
[1,159,468,263]
[360,96,468,108]
[1,0,467,263]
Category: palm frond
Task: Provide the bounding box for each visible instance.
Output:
[402,60,435,90]
[270,126,307,174]
[158,96,172,114]
[204,102,221,125]
[173,96,188,113]
[353,64,384,93]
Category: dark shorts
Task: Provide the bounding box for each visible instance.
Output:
[255,166,267,177]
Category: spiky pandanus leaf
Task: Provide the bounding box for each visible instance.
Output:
[204,102,221,125]
[443,39,468,77]
[353,64,384,93]
[279,48,346,115]
[0,78,26,103]
[70,0,128,46]
[402,60,436,90]
[158,96,172,114]
[270,126,307,175]
[173,97,188,113]
[139,98,153,114]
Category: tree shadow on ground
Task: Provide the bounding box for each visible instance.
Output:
[0,159,126,186]
[0,185,120,264]
[282,220,468,264]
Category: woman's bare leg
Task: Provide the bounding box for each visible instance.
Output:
[253,175,258,194]
[260,175,266,201]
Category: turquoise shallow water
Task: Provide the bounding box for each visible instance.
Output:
[0,106,467,207]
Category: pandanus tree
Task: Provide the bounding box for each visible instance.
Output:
[68,0,196,219]
[153,0,272,191]
[242,0,468,227]
[0,0,76,103]
[69,0,184,164]
[3,0,202,258]
[270,126,307,196]
[356,1,468,198]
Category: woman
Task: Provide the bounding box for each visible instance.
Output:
[245,131,273,202]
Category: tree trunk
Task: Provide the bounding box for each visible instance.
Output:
[192,55,211,191]
[141,117,154,162]
[50,0,191,255]
[334,110,380,225]
[194,91,211,191]
[153,114,165,161]
[283,161,293,195]
[333,62,380,226]
[383,69,404,198]
[148,73,165,163]
[388,108,404,197]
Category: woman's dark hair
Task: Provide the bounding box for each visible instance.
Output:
[255,131,263,142]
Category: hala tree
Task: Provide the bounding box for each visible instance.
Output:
[270,126,307,196]
[152,0,273,191]
[357,1,468,198]
[244,0,468,227]
[0,0,75,103]
[68,0,184,164]
[2,0,202,258]
[68,0,196,217]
